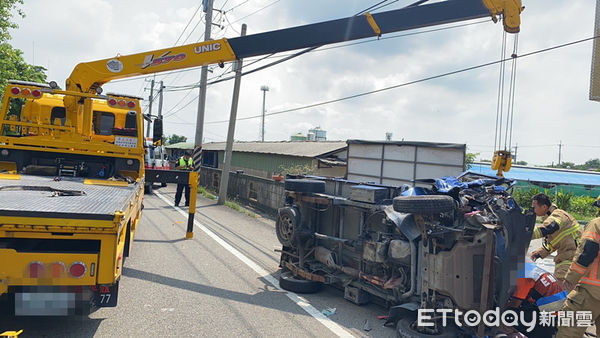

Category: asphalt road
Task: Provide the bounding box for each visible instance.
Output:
[0,186,397,337]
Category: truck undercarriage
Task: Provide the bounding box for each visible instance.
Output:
[277,173,535,336]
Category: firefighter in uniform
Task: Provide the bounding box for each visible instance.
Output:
[556,217,600,337]
[530,193,582,285]
[174,152,193,207]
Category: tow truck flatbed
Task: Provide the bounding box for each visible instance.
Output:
[0,175,138,221]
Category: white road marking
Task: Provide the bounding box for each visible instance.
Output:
[154,191,354,337]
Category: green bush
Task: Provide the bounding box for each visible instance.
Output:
[511,187,597,221]
[571,195,597,217]
[511,187,543,209]
[554,190,573,211]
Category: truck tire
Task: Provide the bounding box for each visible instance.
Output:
[393,195,455,214]
[284,179,325,193]
[396,318,457,338]
[279,271,322,294]
[144,183,153,194]
[276,207,301,247]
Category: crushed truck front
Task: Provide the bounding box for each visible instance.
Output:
[0,80,146,315]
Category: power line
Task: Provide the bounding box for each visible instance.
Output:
[223,0,250,13]
[229,0,282,25]
[174,4,203,46]
[202,35,598,124]
[204,19,491,86]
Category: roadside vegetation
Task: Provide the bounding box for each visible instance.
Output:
[197,186,257,218]
[512,187,597,222]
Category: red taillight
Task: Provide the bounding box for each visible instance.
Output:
[10,87,20,95]
[21,88,31,96]
[108,98,117,106]
[50,262,66,278]
[28,262,45,278]
[32,89,42,98]
[69,262,87,278]
[118,100,126,107]
[127,101,135,108]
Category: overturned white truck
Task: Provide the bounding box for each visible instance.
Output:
[275,141,535,337]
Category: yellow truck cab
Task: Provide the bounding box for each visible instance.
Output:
[0,80,149,315]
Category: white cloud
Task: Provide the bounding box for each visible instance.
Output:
[8,0,600,166]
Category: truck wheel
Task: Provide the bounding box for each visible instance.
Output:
[276,207,301,247]
[284,179,325,193]
[279,271,322,294]
[161,182,167,187]
[396,318,457,338]
[393,195,455,214]
[144,183,153,194]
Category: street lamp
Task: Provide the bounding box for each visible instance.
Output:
[260,85,269,142]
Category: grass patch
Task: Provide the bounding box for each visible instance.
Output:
[198,186,217,200]
[226,200,257,218]
[197,186,256,218]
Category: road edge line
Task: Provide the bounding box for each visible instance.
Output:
[154,191,354,337]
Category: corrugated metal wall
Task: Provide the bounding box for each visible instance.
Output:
[216,151,312,174]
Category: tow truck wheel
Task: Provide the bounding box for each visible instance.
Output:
[396,318,457,338]
[392,195,455,214]
[284,179,325,193]
[276,207,301,247]
[278,271,322,294]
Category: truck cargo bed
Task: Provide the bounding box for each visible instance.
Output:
[0,175,138,220]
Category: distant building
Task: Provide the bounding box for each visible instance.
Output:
[290,133,307,142]
[307,126,326,141]
[200,141,347,178]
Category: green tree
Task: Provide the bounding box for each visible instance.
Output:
[515,160,528,165]
[0,0,24,42]
[583,158,600,170]
[0,0,47,101]
[465,152,479,170]
[166,134,187,145]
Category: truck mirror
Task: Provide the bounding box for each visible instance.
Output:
[153,118,163,145]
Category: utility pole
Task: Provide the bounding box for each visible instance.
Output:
[146,79,155,138]
[218,24,247,205]
[157,81,164,119]
[260,85,269,142]
[558,140,562,166]
[193,0,214,171]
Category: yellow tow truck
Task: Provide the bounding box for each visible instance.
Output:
[0,0,521,317]
[0,80,149,315]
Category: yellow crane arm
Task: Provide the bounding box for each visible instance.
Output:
[65,39,237,94]
[65,0,523,95]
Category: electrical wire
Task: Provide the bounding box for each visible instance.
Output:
[201,35,599,124]
[229,0,282,25]
[174,4,203,46]
[223,0,250,13]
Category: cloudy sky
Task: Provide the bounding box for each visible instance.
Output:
[8,0,599,166]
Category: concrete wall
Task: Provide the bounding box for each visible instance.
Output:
[199,166,285,215]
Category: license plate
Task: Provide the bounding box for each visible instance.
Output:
[15,292,76,316]
[92,282,119,307]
